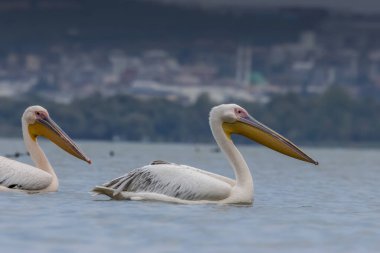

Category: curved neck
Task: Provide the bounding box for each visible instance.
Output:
[22,121,58,190]
[210,118,253,193]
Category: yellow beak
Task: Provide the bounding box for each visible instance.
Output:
[28,116,91,164]
[223,115,318,165]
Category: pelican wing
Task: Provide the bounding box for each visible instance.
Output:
[149,160,236,186]
[0,156,52,191]
[98,163,233,201]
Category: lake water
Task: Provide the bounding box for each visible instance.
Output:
[0,138,379,253]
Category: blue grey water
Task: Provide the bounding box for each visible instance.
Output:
[0,138,379,253]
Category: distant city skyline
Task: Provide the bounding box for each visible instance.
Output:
[1,0,380,104]
[149,0,380,14]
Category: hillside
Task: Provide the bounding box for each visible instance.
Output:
[0,0,327,48]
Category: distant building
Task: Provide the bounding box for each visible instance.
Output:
[235,46,252,88]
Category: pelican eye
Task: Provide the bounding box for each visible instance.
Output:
[235,108,246,116]
[35,111,47,119]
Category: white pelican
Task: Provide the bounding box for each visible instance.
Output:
[0,105,91,193]
[93,104,317,204]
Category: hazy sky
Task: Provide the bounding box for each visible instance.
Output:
[152,0,380,14]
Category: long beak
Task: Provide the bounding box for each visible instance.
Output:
[28,116,91,164]
[222,115,318,165]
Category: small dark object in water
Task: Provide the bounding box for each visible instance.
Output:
[109,151,115,157]
[211,147,221,153]
[4,151,28,159]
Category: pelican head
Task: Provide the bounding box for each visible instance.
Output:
[23,105,91,164]
[211,104,318,165]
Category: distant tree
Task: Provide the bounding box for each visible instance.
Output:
[1,88,380,145]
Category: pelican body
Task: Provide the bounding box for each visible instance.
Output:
[93,104,317,204]
[0,106,91,193]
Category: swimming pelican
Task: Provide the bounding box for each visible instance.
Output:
[0,105,91,193]
[93,104,317,204]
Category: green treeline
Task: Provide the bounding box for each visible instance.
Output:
[0,88,379,145]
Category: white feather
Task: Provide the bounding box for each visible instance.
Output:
[104,163,233,201]
[0,156,52,191]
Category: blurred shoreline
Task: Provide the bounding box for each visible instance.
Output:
[1,1,379,145]
[0,88,379,146]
